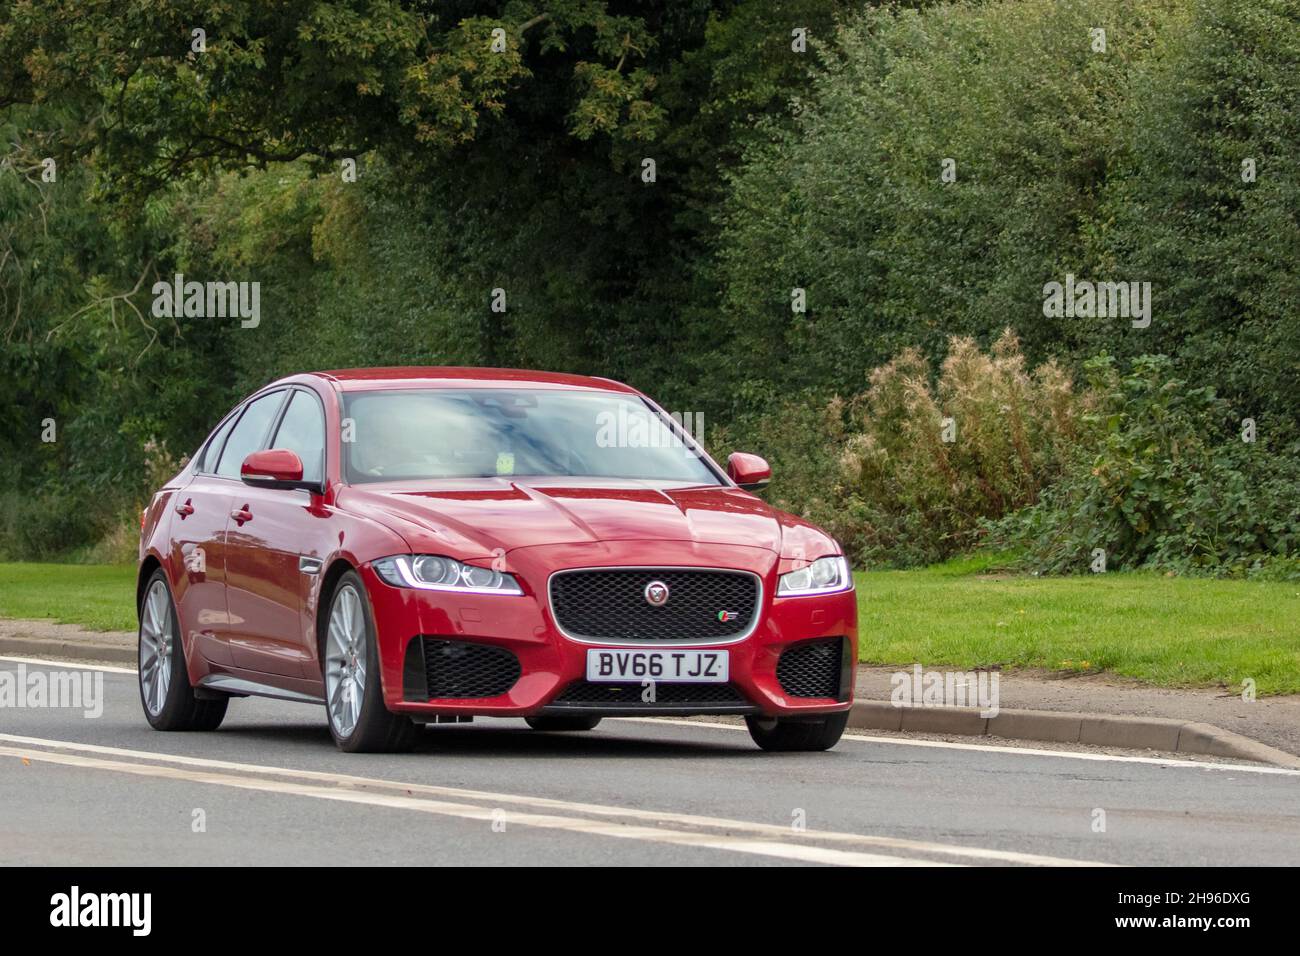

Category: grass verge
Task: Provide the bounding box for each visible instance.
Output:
[0,562,137,632]
[857,561,1300,695]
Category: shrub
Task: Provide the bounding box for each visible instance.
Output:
[837,330,1084,564]
[0,491,109,562]
[989,355,1300,575]
[712,0,1299,434]
[712,0,1183,401]
[715,331,1086,567]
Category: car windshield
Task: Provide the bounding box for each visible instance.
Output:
[342,388,720,485]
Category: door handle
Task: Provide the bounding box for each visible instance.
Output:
[230,506,253,525]
[174,499,194,518]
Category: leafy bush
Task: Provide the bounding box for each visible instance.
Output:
[837,330,1084,564]
[0,491,110,562]
[716,331,1086,566]
[713,0,1182,401]
[990,355,1300,575]
[712,0,1299,433]
[1099,0,1300,431]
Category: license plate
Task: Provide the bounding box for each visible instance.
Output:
[586,648,729,683]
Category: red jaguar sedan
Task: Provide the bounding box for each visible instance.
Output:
[137,368,858,752]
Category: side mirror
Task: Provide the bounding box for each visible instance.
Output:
[241,449,319,493]
[726,452,771,491]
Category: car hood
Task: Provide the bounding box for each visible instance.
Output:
[337,477,822,559]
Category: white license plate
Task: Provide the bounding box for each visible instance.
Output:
[586,648,729,683]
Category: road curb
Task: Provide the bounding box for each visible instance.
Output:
[0,635,136,666]
[849,700,1300,770]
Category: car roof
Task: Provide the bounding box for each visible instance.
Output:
[303,367,640,394]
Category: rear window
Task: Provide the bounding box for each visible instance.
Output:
[198,413,239,474]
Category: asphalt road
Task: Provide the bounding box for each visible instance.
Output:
[1,657,1297,866]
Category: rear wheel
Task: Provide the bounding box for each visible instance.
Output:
[525,715,602,732]
[745,711,848,752]
[138,570,228,731]
[324,571,420,753]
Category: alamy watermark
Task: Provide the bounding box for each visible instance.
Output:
[152,273,260,328]
[49,886,150,936]
[1042,273,1151,329]
[890,664,1000,718]
[595,406,704,455]
[0,663,103,718]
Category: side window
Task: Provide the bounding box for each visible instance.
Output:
[198,412,239,474]
[215,391,285,478]
[271,390,326,483]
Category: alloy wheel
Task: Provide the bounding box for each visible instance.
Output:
[325,584,367,738]
[139,578,174,716]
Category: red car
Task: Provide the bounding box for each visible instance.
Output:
[137,368,857,752]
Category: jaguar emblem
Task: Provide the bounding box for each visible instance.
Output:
[644,581,670,607]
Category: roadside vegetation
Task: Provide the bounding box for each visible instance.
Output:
[0,563,137,632]
[1,2,1296,577]
[857,558,1300,695]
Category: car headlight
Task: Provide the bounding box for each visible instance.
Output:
[372,555,524,595]
[777,555,852,596]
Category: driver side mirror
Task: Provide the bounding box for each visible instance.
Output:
[726,452,771,491]
[241,449,321,493]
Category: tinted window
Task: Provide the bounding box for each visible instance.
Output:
[271,390,326,483]
[216,391,285,478]
[198,412,239,474]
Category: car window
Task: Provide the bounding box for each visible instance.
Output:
[343,389,720,485]
[216,391,285,478]
[271,390,326,483]
[198,412,239,474]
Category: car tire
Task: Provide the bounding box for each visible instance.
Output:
[138,569,229,732]
[745,711,849,752]
[525,715,602,732]
[324,570,420,753]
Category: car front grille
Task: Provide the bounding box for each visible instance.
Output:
[776,638,846,699]
[550,680,749,708]
[404,638,521,700]
[549,568,759,642]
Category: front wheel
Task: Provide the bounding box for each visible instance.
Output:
[745,711,849,752]
[324,571,420,753]
[138,570,227,731]
[525,715,602,732]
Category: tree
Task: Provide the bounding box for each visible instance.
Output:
[1,1,665,202]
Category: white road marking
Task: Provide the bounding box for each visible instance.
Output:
[618,718,1300,777]
[0,654,136,675]
[0,732,1110,866]
[0,743,944,867]
[4,654,1294,776]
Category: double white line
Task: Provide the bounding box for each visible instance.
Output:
[0,731,1112,867]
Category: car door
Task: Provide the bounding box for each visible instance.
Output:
[171,409,244,667]
[223,386,332,677]
[186,388,289,665]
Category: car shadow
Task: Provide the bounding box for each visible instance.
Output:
[214,720,763,759]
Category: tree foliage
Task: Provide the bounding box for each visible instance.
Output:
[1,0,1296,572]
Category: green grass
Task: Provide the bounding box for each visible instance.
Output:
[857,562,1300,695]
[0,562,137,632]
[1,560,1297,694]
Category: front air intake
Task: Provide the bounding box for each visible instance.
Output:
[403,638,520,700]
[776,638,847,699]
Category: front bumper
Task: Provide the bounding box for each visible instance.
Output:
[362,543,858,719]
